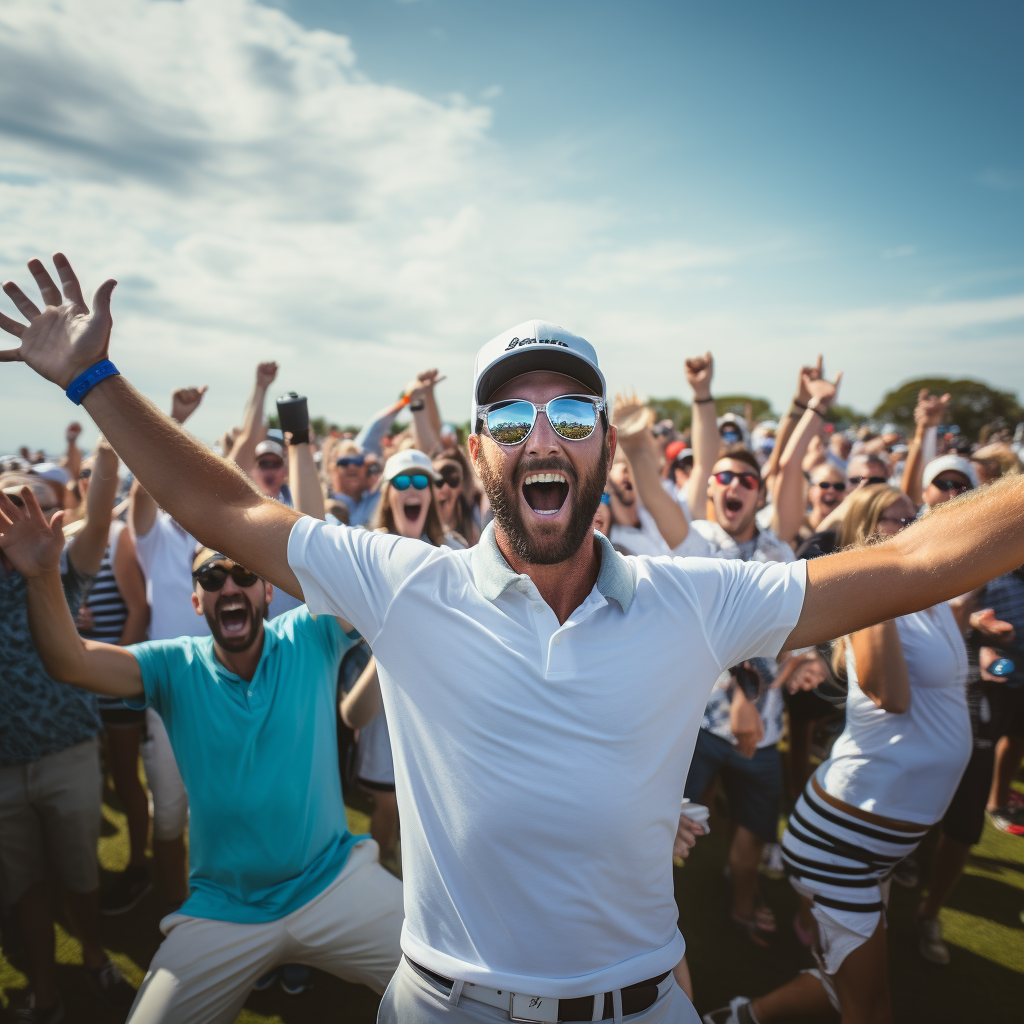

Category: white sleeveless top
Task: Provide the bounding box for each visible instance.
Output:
[819,602,971,826]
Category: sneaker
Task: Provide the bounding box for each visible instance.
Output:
[280,963,312,995]
[892,856,919,888]
[918,915,950,965]
[703,996,757,1024]
[759,842,785,881]
[253,969,279,991]
[988,806,1024,833]
[87,959,136,1011]
[101,864,152,916]
[14,995,65,1024]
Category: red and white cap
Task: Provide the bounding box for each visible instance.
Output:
[470,319,605,431]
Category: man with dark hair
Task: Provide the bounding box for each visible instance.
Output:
[5,259,1024,1023]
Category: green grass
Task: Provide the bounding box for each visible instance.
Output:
[1,778,1022,1022]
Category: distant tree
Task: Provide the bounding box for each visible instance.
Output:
[714,394,774,423]
[825,404,865,428]
[872,378,1023,441]
[648,397,692,431]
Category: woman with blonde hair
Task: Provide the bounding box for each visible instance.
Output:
[707,483,1010,1024]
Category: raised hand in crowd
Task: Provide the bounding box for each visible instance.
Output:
[171,385,208,425]
[405,368,447,455]
[684,351,719,520]
[902,387,953,506]
[227,361,276,466]
[762,354,824,484]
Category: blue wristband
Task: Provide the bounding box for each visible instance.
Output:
[65,359,120,405]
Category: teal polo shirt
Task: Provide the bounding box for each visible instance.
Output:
[128,606,363,923]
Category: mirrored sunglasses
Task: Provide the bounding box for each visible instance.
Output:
[712,470,759,490]
[391,474,430,491]
[479,395,605,446]
[191,562,260,592]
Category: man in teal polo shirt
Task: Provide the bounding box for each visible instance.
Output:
[0,497,404,1024]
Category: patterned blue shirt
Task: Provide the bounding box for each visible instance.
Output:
[0,550,101,767]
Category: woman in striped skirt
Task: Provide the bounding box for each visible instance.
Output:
[704,484,1009,1024]
[73,459,152,914]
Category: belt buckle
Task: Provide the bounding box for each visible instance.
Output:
[509,991,560,1023]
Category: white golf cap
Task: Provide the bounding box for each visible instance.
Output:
[471,319,606,431]
[254,439,285,460]
[31,462,71,486]
[382,449,441,484]
[922,454,978,490]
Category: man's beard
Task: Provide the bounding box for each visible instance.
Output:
[478,437,611,566]
[205,592,264,652]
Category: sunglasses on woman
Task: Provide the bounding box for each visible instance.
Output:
[478,395,606,446]
[932,477,972,493]
[435,466,463,488]
[191,562,261,591]
[336,456,365,468]
[814,480,846,492]
[848,475,888,486]
[712,470,760,490]
[391,474,430,491]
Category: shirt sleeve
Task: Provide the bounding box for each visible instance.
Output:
[287,517,444,643]
[124,638,190,715]
[684,557,808,670]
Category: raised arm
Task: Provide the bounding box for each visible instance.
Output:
[63,421,83,495]
[684,352,719,520]
[288,434,326,520]
[1,254,302,596]
[788,472,1024,649]
[228,361,277,472]
[612,393,691,549]
[354,397,409,457]
[405,369,446,456]
[770,370,841,545]
[112,526,150,645]
[763,356,822,487]
[68,437,120,575]
[901,389,949,507]
[0,486,143,697]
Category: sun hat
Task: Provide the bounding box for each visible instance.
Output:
[922,454,979,490]
[471,319,606,432]
[381,449,441,485]
[254,439,285,461]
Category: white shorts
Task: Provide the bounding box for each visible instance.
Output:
[128,838,403,1023]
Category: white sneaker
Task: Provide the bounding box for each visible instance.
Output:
[759,842,785,880]
[918,915,950,965]
[703,996,753,1024]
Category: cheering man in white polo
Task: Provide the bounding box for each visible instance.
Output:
[4,255,1024,1023]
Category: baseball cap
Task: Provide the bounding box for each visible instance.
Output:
[1,474,56,508]
[31,462,71,486]
[666,442,692,466]
[922,454,978,490]
[254,439,285,461]
[381,449,441,484]
[471,319,606,431]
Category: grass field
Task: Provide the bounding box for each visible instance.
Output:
[1,774,1021,1023]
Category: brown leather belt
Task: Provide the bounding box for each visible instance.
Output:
[405,955,670,1021]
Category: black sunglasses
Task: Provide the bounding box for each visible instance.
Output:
[336,456,365,468]
[78,467,92,480]
[191,562,260,591]
[436,465,463,488]
[932,477,972,493]
[815,480,846,492]
[848,475,888,486]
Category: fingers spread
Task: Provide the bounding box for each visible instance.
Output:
[92,278,117,318]
[2,281,41,320]
[53,253,87,307]
[28,258,62,308]
[0,310,26,338]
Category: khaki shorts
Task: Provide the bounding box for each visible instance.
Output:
[0,738,102,903]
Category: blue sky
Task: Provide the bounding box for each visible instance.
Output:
[1,0,1021,451]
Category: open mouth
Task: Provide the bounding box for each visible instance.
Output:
[522,472,570,516]
[217,596,251,636]
[724,498,744,515]
[401,499,425,521]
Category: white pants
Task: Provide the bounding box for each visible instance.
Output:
[141,709,189,841]
[378,957,701,1023]
[129,839,403,1023]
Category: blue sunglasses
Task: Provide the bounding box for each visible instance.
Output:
[391,474,430,491]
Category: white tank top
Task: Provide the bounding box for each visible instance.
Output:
[820,602,971,826]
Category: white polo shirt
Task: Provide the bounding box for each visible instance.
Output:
[288,518,806,998]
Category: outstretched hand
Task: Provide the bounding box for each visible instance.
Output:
[171,386,208,425]
[684,352,714,400]
[970,608,1015,645]
[406,368,447,401]
[0,487,66,578]
[255,361,279,389]
[611,391,658,455]
[796,355,824,404]
[914,389,950,430]
[1,254,117,389]
[802,367,843,409]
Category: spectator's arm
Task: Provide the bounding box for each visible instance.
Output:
[685,353,719,520]
[228,362,277,473]
[901,389,949,508]
[288,436,326,520]
[112,526,149,645]
[340,656,383,729]
[354,398,408,457]
[403,370,446,456]
[849,620,911,714]
[771,373,841,545]
[63,421,82,483]
[763,356,822,487]
[128,478,157,540]
[68,438,119,576]
[613,394,690,549]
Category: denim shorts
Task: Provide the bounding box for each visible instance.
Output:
[683,729,782,842]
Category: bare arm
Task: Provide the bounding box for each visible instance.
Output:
[901,390,949,507]
[228,362,277,473]
[339,655,383,729]
[288,437,326,520]
[848,620,911,714]
[112,526,150,645]
[684,353,719,520]
[407,370,446,456]
[763,356,822,487]
[63,421,82,488]
[128,478,157,540]
[788,473,1024,649]
[68,438,119,576]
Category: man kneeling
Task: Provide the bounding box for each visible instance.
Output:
[0,488,403,1024]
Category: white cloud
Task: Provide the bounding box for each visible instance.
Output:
[0,0,1021,453]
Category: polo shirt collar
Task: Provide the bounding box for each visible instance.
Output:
[472,522,636,612]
